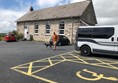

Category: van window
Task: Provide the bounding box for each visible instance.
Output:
[78,28,93,38]
[77,27,114,39]
[92,27,114,39]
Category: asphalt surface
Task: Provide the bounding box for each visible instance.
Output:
[0,41,118,83]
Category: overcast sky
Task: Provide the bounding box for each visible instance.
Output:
[0,0,118,33]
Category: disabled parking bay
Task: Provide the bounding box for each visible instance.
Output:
[11,51,118,83]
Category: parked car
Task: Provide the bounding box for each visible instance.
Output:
[50,35,70,46]
[4,32,16,42]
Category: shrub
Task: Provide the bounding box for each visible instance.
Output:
[16,33,24,40]
[0,37,2,41]
[12,30,24,40]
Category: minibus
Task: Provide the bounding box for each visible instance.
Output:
[75,25,118,56]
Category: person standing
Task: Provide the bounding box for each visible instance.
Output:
[52,32,59,50]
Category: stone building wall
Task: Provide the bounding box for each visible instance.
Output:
[17,18,80,43]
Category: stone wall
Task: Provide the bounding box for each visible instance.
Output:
[17,18,80,43]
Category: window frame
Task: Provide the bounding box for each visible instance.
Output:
[24,23,28,29]
[59,20,65,35]
[34,22,39,34]
[45,21,51,35]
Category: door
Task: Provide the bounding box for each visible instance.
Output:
[93,27,115,55]
[24,23,28,39]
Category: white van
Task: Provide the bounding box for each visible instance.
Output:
[75,25,118,56]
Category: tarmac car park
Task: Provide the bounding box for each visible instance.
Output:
[0,41,118,83]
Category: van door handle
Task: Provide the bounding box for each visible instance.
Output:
[111,37,114,41]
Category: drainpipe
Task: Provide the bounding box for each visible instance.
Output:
[71,17,74,44]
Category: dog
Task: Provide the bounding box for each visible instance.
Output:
[44,42,52,48]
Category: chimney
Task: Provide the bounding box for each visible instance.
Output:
[30,6,33,12]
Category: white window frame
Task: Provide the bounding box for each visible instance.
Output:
[34,22,39,34]
[45,21,51,35]
[24,23,28,29]
[59,20,65,35]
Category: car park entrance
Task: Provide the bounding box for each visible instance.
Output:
[11,51,118,83]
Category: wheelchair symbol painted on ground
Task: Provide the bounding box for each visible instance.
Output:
[76,69,118,81]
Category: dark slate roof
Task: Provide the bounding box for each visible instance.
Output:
[16,1,90,22]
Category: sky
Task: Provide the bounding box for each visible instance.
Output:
[0,0,118,33]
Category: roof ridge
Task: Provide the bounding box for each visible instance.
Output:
[16,1,90,22]
[34,1,90,12]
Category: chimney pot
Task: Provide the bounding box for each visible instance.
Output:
[30,6,33,12]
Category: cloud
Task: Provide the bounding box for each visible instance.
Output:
[70,0,86,3]
[0,9,26,33]
[0,0,32,33]
[1,0,118,33]
[97,17,118,25]
[93,0,118,25]
[36,0,70,8]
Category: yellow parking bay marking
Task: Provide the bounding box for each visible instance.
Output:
[32,60,65,74]
[76,69,118,81]
[70,54,88,64]
[11,51,118,83]
[95,59,118,69]
[48,58,53,66]
[28,62,33,75]
[11,68,57,83]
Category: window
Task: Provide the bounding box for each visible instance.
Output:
[34,22,39,33]
[24,23,28,29]
[78,28,93,38]
[92,27,114,39]
[45,21,50,35]
[59,21,65,35]
[78,27,114,39]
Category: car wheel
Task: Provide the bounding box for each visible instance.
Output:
[58,42,61,46]
[80,46,91,56]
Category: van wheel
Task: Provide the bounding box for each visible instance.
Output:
[80,46,91,56]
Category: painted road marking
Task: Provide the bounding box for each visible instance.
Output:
[11,51,118,83]
[76,69,118,81]
[28,62,33,75]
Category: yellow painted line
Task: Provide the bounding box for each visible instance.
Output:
[76,71,103,81]
[76,69,118,81]
[28,62,33,75]
[108,62,118,64]
[11,63,30,69]
[95,59,118,69]
[73,50,80,53]
[11,68,57,83]
[60,55,67,61]
[31,74,57,83]
[14,66,46,69]
[68,60,118,70]
[70,54,88,64]
[90,62,118,65]
[12,68,30,75]
[15,66,29,68]
[11,50,118,82]
[99,59,118,63]
[11,51,75,69]
[67,60,89,64]
[32,60,65,74]
[48,58,53,66]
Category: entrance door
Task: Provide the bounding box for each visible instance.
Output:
[24,23,28,39]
